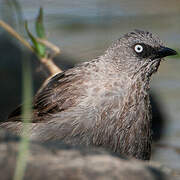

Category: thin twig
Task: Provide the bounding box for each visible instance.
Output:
[36,38,61,56]
[0,20,62,76]
[0,20,34,52]
[41,57,62,75]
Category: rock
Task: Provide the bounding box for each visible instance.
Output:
[0,130,178,180]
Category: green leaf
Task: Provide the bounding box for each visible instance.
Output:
[35,7,46,39]
[25,21,46,57]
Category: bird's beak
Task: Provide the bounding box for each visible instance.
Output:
[156,47,177,58]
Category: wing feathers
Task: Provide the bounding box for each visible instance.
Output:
[6,69,85,123]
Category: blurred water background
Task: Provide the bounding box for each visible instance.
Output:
[0,0,180,170]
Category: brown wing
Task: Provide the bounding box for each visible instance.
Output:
[7,69,85,123]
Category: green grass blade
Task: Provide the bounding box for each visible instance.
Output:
[13,56,33,180]
[25,21,46,57]
[35,7,46,39]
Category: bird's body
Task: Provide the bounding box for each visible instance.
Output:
[0,30,177,160]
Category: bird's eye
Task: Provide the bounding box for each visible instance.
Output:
[134,44,143,53]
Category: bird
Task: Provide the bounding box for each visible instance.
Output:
[0,29,177,160]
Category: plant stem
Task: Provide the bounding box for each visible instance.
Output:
[0,20,62,75]
[0,20,34,52]
[13,56,32,180]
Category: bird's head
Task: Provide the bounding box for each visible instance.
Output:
[105,29,177,78]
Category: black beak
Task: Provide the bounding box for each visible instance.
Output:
[156,47,177,58]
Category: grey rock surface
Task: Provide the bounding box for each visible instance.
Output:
[0,130,179,180]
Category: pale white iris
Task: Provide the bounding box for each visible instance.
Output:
[134,44,143,53]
